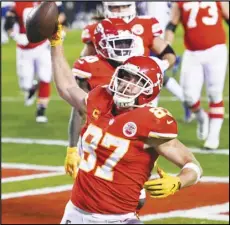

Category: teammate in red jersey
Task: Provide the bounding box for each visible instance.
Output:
[68,18,146,151]
[79,1,191,120]
[165,2,229,149]
[50,24,202,224]
[81,2,174,66]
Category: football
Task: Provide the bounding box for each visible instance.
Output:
[26,2,58,43]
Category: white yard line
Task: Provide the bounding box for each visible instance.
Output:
[1,137,68,146]
[140,202,229,222]
[2,162,64,172]
[189,148,229,155]
[2,184,73,200]
[2,96,229,102]
[2,171,65,183]
[2,137,229,155]
[149,174,229,183]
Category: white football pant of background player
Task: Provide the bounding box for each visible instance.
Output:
[180,44,228,148]
[146,2,185,110]
[16,41,52,92]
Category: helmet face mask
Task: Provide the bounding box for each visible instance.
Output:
[103,2,136,23]
[94,21,143,63]
[109,64,154,108]
[98,32,137,63]
[108,56,164,108]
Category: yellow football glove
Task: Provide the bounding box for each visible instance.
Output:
[64,146,81,179]
[49,22,63,47]
[144,167,181,198]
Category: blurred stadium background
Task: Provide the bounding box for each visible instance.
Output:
[1,1,229,224]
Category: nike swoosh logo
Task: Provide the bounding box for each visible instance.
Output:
[167,120,174,124]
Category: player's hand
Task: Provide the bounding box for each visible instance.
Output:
[64,146,81,179]
[49,22,63,47]
[143,167,181,198]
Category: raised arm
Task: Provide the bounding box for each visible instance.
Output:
[165,2,181,45]
[50,24,87,114]
[50,24,87,179]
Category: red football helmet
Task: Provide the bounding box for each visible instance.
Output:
[108,56,164,108]
[94,19,143,63]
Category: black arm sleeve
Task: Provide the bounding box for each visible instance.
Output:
[157,44,176,59]
[165,22,178,33]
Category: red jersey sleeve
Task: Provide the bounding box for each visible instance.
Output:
[72,58,92,79]
[151,17,163,37]
[139,107,178,139]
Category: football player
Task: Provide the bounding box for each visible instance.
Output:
[165,2,229,149]
[4,2,67,123]
[50,24,203,224]
[69,19,152,213]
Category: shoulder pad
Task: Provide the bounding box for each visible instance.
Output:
[72,56,100,79]
[139,107,178,139]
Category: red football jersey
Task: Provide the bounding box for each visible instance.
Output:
[81,16,163,56]
[128,17,163,56]
[177,2,226,51]
[71,86,178,214]
[13,2,47,49]
[72,55,115,90]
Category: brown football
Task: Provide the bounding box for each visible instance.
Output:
[26,2,58,43]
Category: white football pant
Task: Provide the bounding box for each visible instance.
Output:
[16,41,52,91]
[180,44,228,106]
[60,201,142,224]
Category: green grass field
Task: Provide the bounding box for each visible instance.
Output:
[2,24,229,224]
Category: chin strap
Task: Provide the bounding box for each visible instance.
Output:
[113,95,135,108]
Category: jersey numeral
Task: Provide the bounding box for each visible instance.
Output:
[183,2,219,28]
[78,56,99,64]
[79,124,130,181]
[149,107,172,119]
